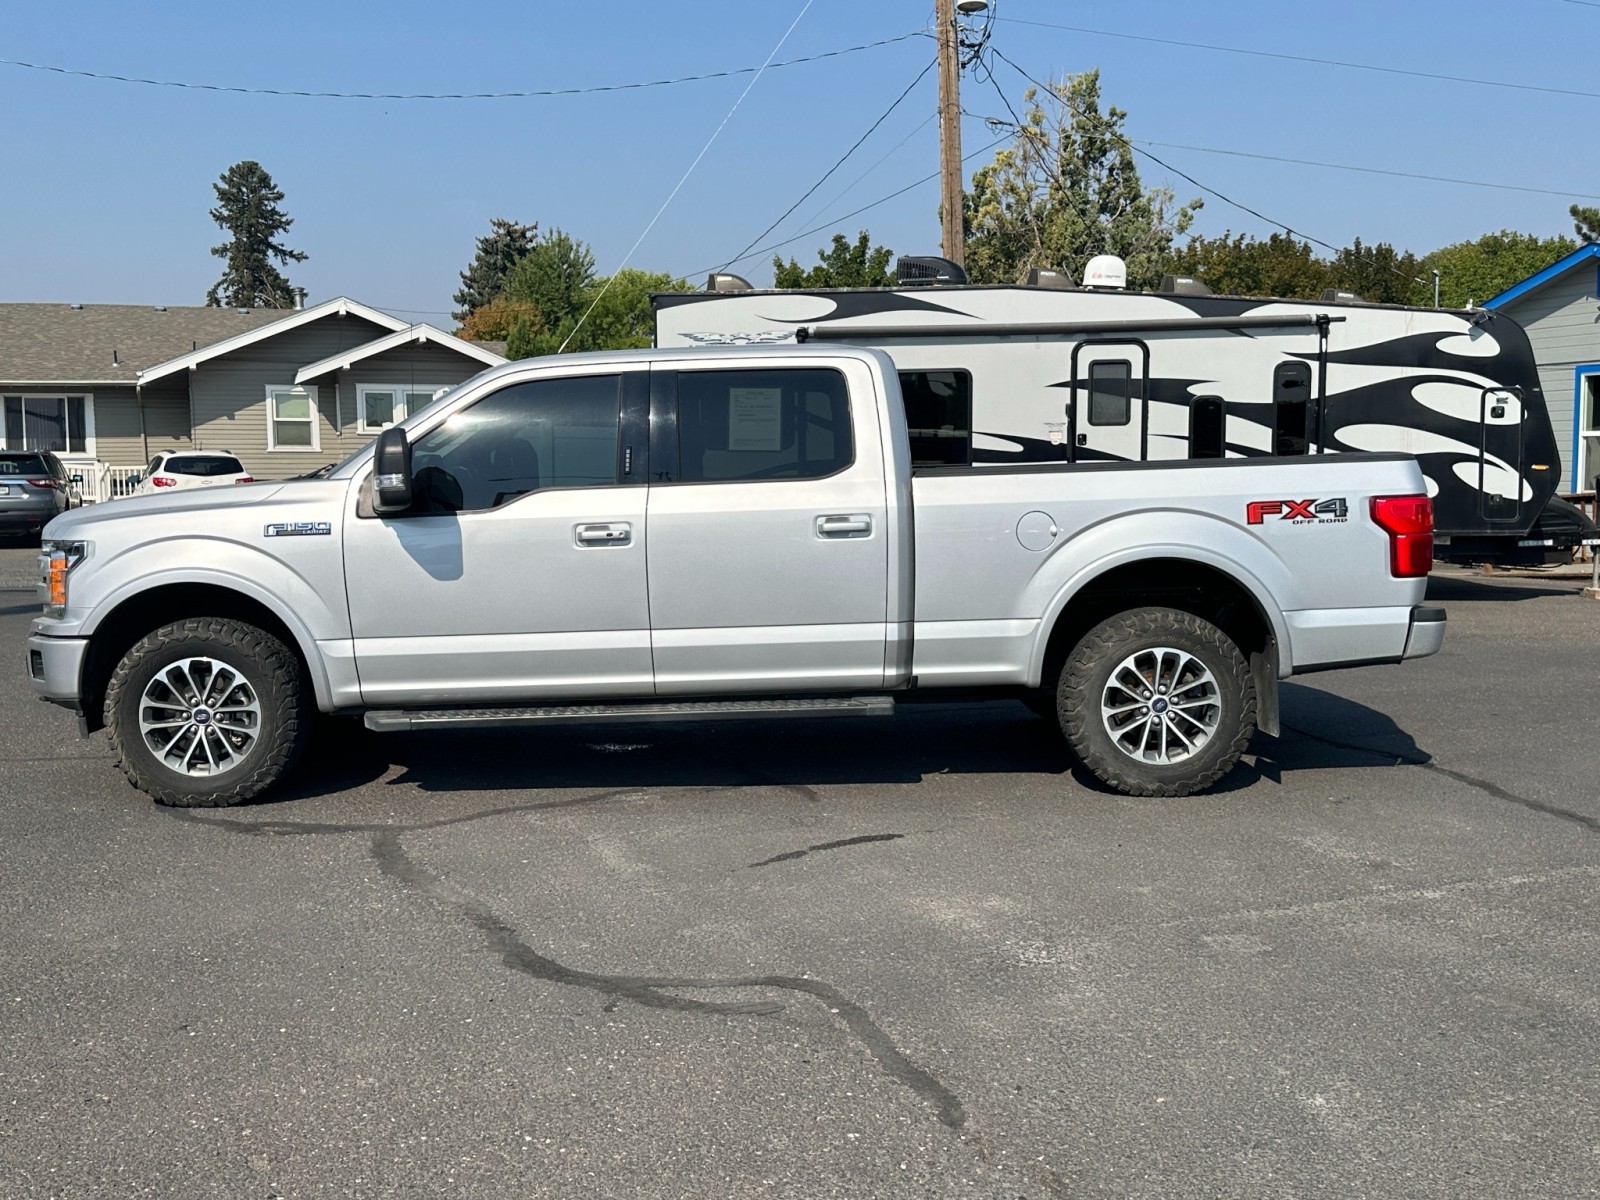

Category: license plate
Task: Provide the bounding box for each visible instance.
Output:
[0,485,9,495]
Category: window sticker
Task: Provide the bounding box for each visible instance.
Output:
[728,387,783,452]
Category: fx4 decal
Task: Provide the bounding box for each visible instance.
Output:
[263,521,333,537]
[1246,498,1349,525]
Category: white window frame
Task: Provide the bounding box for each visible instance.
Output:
[355,383,451,435]
[1,392,97,457]
[266,384,321,452]
[1578,367,1600,491]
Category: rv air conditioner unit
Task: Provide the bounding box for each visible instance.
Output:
[1159,274,1213,297]
[1027,268,1072,290]
[896,256,967,287]
[1082,255,1128,289]
[706,273,753,293]
[1320,288,1365,303]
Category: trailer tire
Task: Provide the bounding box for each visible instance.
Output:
[106,618,309,808]
[1058,607,1254,798]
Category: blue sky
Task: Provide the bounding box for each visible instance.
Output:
[3,0,1593,320]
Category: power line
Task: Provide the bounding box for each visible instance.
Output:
[993,16,1600,103]
[718,60,935,272]
[1136,140,1600,202]
[686,132,1012,279]
[0,30,928,101]
[987,46,1345,256]
[560,0,816,350]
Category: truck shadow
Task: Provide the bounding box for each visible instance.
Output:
[1426,574,1586,602]
[273,682,1428,806]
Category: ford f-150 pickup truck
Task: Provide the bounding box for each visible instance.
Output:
[26,344,1443,806]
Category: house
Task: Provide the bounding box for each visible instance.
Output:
[1483,243,1600,492]
[0,296,507,500]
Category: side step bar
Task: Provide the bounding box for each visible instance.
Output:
[363,695,897,733]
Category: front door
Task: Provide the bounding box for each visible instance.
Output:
[645,360,890,694]
[345,368,653,707]
[1071,341,1148,463]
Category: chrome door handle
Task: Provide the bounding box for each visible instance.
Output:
[575,522,631,546]
[816,514,872,538]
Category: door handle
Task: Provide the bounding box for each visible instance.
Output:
[575,522,631,546]
[816,514,872,538]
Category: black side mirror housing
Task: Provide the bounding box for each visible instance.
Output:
[372,426,413,514]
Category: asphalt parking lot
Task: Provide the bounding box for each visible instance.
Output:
[2,545,1598,1199]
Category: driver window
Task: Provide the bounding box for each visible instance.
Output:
[406,373,622,514]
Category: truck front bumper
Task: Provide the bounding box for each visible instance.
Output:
[1402,605,1446,660]
[26,633,88,709]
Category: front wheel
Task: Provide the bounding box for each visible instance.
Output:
[1058,607,1255,798]
[106,618,310,807]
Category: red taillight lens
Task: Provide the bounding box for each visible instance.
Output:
[234,476,254,484]
[27,478,58,490]
[1371,495,1434,577]
[151,476,177,488]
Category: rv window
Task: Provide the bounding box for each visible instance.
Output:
[1273,361,1313,455]
[898,370,972,466]
[1087,361,1132,426]
[1189,396,1225,459]
[675,367,853,483]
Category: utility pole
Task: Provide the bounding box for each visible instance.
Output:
[936,0,965,267]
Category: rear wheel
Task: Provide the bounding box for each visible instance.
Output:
[1058,607,1254,797]
[106,618,309,807]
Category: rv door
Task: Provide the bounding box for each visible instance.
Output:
[1479,386,1526,525]
[1071,341,1148,463]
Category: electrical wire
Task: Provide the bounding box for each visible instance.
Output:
[559,0,816,351]
[685,132,1012,278]
[0,30,927,101]
[803,112,936,232]
[1136,140,1600,202]
[991,17,1600,103]
[717,60,935,272]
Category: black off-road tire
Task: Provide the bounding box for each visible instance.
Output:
[1058,607,1254,798]
[106,618,310,807]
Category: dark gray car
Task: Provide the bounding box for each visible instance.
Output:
[0,451,77,542]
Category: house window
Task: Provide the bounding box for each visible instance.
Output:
[357,384,448,434]
[2,395,89,453]
[1580,370,1600,491]
[266,385,320,451]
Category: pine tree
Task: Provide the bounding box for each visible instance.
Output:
[453,218,539,321]
[205,161,307,308]
[963,71,1200,289]
[1571,204,1599,244]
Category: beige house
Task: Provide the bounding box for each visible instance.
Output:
[0,296,506,499]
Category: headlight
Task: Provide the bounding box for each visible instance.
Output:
[39,540,88,617]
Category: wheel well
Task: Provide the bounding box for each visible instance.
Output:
[80,584,308,734]
[1038,559,1275,691]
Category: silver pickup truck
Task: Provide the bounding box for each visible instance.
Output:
[26,345,1442,806]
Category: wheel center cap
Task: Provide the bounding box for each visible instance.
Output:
[1151,698,1170,714]
[192,707,212,725]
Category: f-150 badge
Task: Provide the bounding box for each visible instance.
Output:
[263,521,332,537]
[1246,498,1348,525]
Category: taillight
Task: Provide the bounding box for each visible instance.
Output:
[234,476,254,484]
[27,478,58,490]
[1371,495,1434,577]
[152,476,177,488]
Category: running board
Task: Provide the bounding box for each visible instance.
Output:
[363,695,896,733]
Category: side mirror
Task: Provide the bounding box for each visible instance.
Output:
[372,426,413,514]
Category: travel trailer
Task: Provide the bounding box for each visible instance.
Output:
[655,257,1595,565]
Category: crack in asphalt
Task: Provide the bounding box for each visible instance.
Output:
[168,787,967,1130]
[1281,722,1600,836]
[749,832,906,868]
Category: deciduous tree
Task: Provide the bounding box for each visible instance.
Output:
[773,231,895,288]
[205,160,306,308]
[963,71,1200,288]
[1423,230,1578,308]
[503,228,596,342]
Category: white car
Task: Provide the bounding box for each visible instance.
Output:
[136,450,254,494]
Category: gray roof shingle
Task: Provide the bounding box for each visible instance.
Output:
[0,302,302,383]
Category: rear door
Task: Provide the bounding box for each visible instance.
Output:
[1479,386,1526,525]
[1071,341,1148,463]
[645,357,890,693]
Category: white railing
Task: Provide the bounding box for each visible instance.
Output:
[62,459,143,504]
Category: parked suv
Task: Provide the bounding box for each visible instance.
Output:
[136,450,253,494]
[0,451,80,542]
